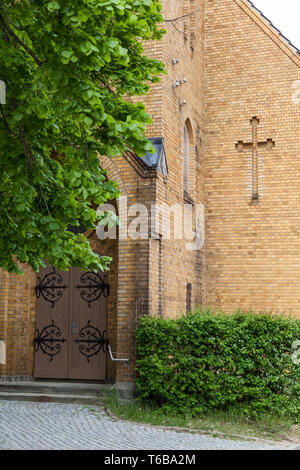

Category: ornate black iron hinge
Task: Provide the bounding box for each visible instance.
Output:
[75,272,109,307]
[74,320,108,363]
[34,320,67,361]
[35,268,68,308]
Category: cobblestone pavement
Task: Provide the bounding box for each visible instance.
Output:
[0,401,294,450]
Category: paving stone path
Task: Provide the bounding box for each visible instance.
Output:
[0,400,295,450]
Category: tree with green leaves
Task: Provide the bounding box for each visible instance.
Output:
[0,0,165,274]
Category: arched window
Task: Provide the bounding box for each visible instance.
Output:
[183,122,190,193]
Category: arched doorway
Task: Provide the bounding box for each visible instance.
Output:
[34,201,119,381]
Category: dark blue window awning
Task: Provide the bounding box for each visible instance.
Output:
[142,137,168,178]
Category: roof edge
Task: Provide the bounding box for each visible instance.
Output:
[233,0,300,68]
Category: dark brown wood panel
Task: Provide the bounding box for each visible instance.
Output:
[68,269,107,380]
[34,267,69,378]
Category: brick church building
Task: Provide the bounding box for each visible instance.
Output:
[1,0,300,393]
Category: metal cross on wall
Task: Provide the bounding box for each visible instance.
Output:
[236,117,275,204]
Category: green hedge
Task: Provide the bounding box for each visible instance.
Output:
[135,310,300,419]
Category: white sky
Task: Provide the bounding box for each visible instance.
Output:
[252,0,300,49]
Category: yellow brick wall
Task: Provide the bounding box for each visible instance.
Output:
[204,0,300,316]
[0,265,36,379]
[157,0,205,318]
[137,0,205,319]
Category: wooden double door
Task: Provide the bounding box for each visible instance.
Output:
[34,266,109,380]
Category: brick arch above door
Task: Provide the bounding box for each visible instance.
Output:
[99,155,128,196]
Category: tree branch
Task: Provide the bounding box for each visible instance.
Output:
[0,103,11,133]
[163,10,200,23]
[38,183,51,216]
[0,11,44,66]
[98,77,117,99]
[169,21,186,37]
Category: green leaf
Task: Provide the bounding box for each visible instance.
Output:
[61,50,73,58]
[47,1,60,12]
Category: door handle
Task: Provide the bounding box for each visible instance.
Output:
[72,321,76,335]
